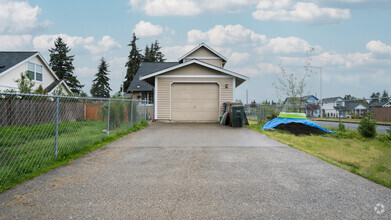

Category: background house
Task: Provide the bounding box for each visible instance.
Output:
[283,95,320,117]
[322,97,369,118]
[0,51,72,95]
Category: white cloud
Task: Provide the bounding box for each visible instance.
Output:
[366,40,391,54]
[187,24,266,46]
[84,36,122,54]
[252,0,350,24]
[161,45,196,61]
[75,67,94,78]
[279,51,373,68]
[258,36,320,54]
[0,35,32,50]
[33,34,121,55]
[133,21,163,37]
[129,0,201,16]
[257,63,281,74]
[229,52,250,64]
[0,1,51,34]
[129,0,256,16]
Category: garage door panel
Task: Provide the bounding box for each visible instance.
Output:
[171,83,219,121]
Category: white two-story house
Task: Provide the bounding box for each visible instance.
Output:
[0,51,72,95]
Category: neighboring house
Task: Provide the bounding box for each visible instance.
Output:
[283,95,320,117]
[322,97,368,118]
[371,101,391,122]
[322,97,343,118]
[137,43,249,122]
[0,51,72,95]
[369,101,391,108]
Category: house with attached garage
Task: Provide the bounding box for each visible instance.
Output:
[322,97,369,118]
[0,51,72,95]
[133,43,249,122]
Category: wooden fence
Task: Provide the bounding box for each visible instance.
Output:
[373,107,391,122]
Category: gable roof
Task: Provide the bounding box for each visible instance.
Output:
[0,52,38,74]
[45,80,71,94]
[127,62,178,92]
[285,95,318,103]
[139,59,249,87]
[369,101,388,107]
[178,43,228,63]
[322,97,342,103]
[334,100,368,111]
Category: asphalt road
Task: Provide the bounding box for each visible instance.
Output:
[314,120,390,133]
[0,123,390,219]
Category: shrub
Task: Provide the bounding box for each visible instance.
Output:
[387,127,391,140]
[357,116,377,138]
[99,101,126,129]
[338,123,346,132]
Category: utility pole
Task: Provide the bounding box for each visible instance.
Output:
[246,89,248,105]
[308,66,323,118]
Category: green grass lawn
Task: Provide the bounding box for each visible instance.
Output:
[0,119,148,192]
[308,117,391,125]
[249,122,391,188]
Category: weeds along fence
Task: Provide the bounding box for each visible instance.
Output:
[0,92,150,189]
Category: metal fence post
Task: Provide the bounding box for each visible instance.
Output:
[259,104,262,121]
[54,97,59,158]
[130,101,134,125]
[107,99,110,135]
[144,98,147,120]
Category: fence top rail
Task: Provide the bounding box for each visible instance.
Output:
[0,92,147,102]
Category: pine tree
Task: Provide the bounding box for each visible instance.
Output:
[381,90,389,102]
[142,40,165,62]
[90,57,111,98]
[49,36,84,94]
[124,33,142,92]
[153,40,165,62]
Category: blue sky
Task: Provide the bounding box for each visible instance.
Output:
[1,0,390,102]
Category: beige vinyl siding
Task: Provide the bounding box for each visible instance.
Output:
[187,47,217,57]
[184,47,224,68]
[163,63,225,76]
[157,77,233,120]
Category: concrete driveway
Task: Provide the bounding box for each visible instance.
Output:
[0,123,390,219]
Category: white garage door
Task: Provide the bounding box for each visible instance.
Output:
[171,83,219,121]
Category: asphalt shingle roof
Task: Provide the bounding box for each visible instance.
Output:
[322,97,342,103]
[127,62,178,92]
[334,100,368,111]
[0,52,37,74]
[369,101,388,107]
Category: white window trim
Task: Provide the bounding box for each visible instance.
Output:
[169,81,221,121]
[26,61,44,83]
[154,76,158,120]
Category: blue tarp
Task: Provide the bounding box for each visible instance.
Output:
[262,118,335,133]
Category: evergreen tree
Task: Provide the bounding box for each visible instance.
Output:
[90,57,111,98]
[381,90,389,102]
[153,40,165,62]
[142,40,165,62]
[369,92,380,104]
[49,36,84,94]
[124,33,142,92]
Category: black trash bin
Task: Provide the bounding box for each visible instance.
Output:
[231,105,244,127]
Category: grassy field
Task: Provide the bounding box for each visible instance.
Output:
[0,120,148,192]
[249,122,391,188]
[309,117,391,125]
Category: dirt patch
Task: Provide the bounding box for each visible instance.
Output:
[275,123,327,136]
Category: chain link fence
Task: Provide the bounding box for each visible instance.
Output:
[245,97,391,124]
[0,92,150,189]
